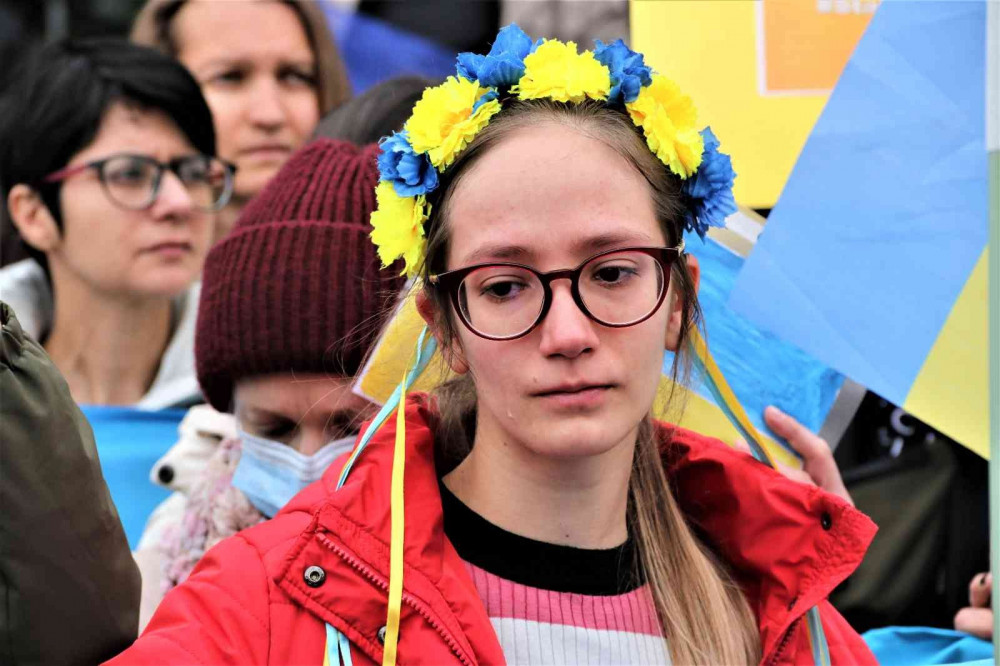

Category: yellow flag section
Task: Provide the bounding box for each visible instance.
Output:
[905,247,990,459]
[631,0,876,208]
[354,287,802,470]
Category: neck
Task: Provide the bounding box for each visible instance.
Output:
[44,271,174,406]
[443,415,636,549]
[214,197,247,244]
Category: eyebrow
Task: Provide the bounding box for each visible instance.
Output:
[193,56,315,73]
[460,230,656,267]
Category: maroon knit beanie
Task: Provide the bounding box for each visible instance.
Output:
[195,139,406,412]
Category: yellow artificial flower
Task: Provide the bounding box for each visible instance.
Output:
[370,182,429,277]
[626,74,703,178]
[514,40,611,103]
[405,76,502,170]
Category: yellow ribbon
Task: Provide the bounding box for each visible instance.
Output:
[381,367,408,666]
[689,327,780,469]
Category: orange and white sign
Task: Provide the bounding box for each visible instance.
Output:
[757,0,878,95]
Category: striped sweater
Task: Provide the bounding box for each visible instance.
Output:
[441,483,670,665]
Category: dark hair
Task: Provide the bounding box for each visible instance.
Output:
[0,38,216,270]
[312,76,437,145]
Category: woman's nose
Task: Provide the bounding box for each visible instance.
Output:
[294,428,328,457]
[150,171,195,220]
[537,281,599,359]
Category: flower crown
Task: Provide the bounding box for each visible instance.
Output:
[371,25,737,277]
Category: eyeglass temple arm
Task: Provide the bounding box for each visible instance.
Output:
[41,163,91,184]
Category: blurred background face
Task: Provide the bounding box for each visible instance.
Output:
[172,0,320,200]
[233,373,374,455]
[50,101,212,299]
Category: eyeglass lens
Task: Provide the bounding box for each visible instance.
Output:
[455,250,666,339]
[100,155,231,212]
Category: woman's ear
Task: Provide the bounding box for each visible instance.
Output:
[415,288,469,375]
[7,184,60,253]
[664,253,700,351]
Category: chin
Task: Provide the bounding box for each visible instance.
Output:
[235,166,281,200]
[520,413,637,460]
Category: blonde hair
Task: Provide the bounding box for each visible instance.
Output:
[423,99,762,665]
[130,0,351,115]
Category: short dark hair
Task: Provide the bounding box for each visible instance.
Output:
[0,38,216,268]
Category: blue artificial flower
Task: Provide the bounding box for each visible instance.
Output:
[472,89,499,114]
[456,24,536,88]
[683,127,737,238]
[593,38,652,105]
[377,131,439,197]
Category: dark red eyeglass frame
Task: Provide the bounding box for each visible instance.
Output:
[427,243,685,341]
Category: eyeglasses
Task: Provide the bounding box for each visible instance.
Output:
[428,244,684,341]
[42,152,237,212]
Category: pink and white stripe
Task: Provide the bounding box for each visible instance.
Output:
[464,562,671,665]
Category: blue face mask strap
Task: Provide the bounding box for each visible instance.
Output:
[336,327,437,491]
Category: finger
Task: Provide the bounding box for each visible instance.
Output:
[970,572,992,608]
[954,607,993,640]
[764,406,827,459]
[766,406,854,506]
[733,437,751,455]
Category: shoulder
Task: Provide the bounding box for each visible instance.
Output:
[0,259,51,339]
[653,420,776,479]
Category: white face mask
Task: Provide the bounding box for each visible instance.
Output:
[231,429,356,517]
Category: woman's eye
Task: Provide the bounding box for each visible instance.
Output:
[481,280,526,301]
[177,160,209,184]
[279,67,317,87]
[326,413,360,441]
[259,420,295,440]
[105,162,151,185]
[211,69,244,85]
[592,264,638,285]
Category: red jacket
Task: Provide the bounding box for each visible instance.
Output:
[109,396,878,665]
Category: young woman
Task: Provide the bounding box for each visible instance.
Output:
[112,28,876,664]
[131,0,351,241]
[0,39,233,407]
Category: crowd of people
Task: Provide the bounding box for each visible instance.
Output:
[0,2,992,665]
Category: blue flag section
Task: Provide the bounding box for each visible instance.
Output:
[322,6,456,93]
[666,231,845,450]
[82,406,185,549]
[863,626,994,666]
[728,1,988,453]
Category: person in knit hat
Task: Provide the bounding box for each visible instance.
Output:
[133,137,405,629]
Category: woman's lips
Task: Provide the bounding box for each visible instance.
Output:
[533,385,614,410]
[144,241,192,260]
[239,145,291,162]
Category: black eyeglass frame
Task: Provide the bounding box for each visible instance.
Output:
[42,152,237,213]
[427,243,685,341]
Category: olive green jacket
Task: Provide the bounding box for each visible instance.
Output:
[1,301,139,664]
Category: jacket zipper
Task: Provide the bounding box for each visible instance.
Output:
[317,533,474,666]
[766,616,801,666]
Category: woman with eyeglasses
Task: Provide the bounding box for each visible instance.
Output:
[112,29,876,665]
[0,38,234,408]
